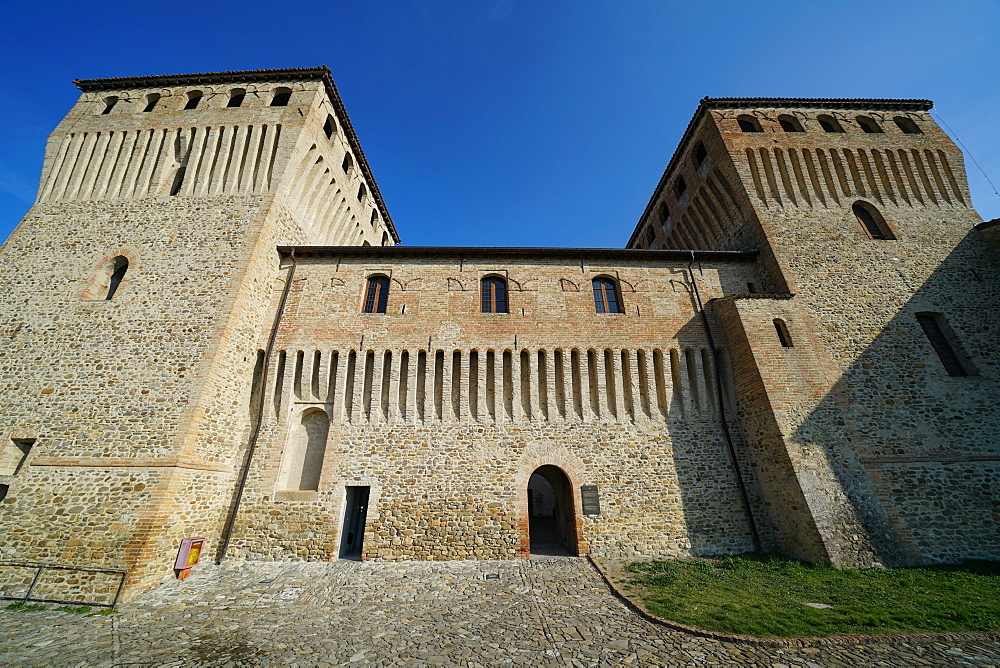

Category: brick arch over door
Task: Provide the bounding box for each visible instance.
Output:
[514,443,589,557]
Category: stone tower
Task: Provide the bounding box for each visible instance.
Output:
[628,98,1000,567]
[0,68,397,599]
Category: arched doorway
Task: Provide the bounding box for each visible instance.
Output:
[527,465,578,556]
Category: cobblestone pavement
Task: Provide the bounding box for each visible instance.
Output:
[1,558,998,667]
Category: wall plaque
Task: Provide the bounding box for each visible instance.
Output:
[580,485,600,515]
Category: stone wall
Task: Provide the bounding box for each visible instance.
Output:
[631,99,1000,565]
[226,252,762,561]
[0,70,394,599]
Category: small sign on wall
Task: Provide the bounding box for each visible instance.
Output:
[174,537,206,573]
[581,485,601,515]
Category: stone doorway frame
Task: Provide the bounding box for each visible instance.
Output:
[515,456,589,557]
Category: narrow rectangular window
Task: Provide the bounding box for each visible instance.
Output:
[917,314,968,376]
[774,319,793,348]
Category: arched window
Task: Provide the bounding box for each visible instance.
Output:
[693,142,708,167]
[342,153,354,174]
[363,275,390,313]
[856,116,883,134]
[737,115,762,132]
[894,116,922,134]
[773,319,793,347]
[143,93,160,112]
[324,115,336,139]
[817,115,844,133]
[658,201,669,224]
[270,87,292,107]
[227,88,246,108]
[674,177,687,199]
[778,115,804,132]
[101,96,119,115]
[592,277,622,314]
[852,201,895,240]
[381,231,390,246]
[184,91,203,110]
[357,183,367,203]
[105,256,129,300]
[481,276,508,313]
[370,210,379,226]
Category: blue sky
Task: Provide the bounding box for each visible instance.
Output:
[1,0,998,248]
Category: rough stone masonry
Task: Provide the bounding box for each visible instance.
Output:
[0,68,997,602]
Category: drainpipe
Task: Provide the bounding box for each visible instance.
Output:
[687,252,762,553]
[217,248,298,563]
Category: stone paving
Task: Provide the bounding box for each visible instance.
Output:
[0,558,998,666]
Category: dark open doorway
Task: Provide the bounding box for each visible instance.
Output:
[339,486,370,560]
[527,465,578,556]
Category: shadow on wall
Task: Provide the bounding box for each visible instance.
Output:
[665,270,760,559]
[787,227,1000,565]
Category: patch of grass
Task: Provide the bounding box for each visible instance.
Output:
[55,605,92,614]
[5,602,47,612]
[623,554,1000,638]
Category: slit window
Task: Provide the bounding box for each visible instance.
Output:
[894,116,922,134]
[737,115,762,132]
[101,96,118,115]
[184,91,203,110]
[357,183,367,203]
[693,142,708,167]
[481,276,508,313]
[342,153,354,174]
[362,275,390,313]
[856,116,883,133]
[852,201,895,240]
[773,318,793,348]
[324,115,336,139]
[143,93,160,112]
[105,256,129,300]
[917,313,970,377]
[674,177,687,199]
[778,115,804,132]
[817,115,844,133]
[227,88,246,107]
[270,87,292,107]
[658,202,669,224]
[592,277,623,314]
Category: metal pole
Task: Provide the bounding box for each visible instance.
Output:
[687,252,763,553]
[22,566,43,603]
[216,248,298,563]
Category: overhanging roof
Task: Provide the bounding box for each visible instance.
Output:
[277,245,758,263]
[702,97,932,111]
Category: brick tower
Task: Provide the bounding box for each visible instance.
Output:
[628,98,1000,567]
[0,68,397,599]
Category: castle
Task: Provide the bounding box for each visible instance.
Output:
[0,67,997,603]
